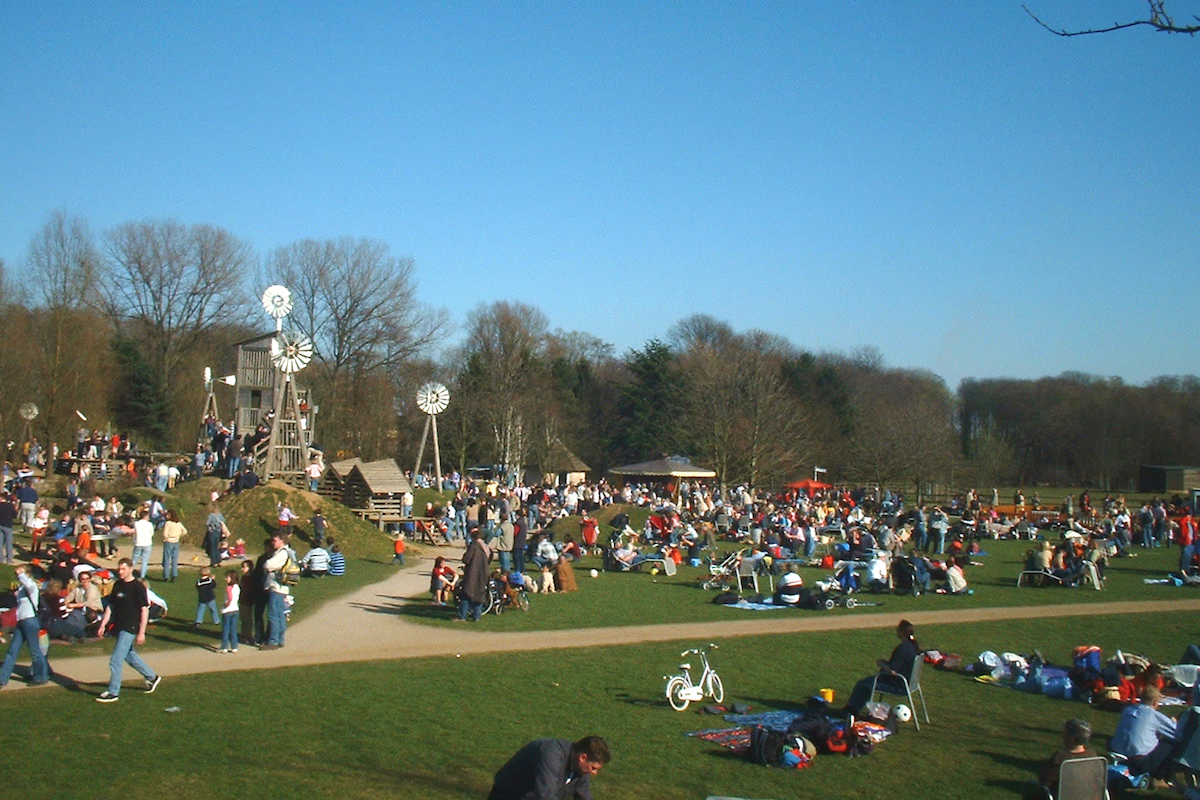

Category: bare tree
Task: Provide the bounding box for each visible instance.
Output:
[673,318,813,490]
[102,220,252,385]
[24,211,115,447]
[1025,1,1200,36]
[454,301,549,478]
[266,237,448,455]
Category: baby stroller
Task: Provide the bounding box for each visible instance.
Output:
[484,570,530,614]
[701,550,744,591]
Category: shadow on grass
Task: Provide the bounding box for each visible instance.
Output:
[608,686,671,709]
[388,601,459,620]
[971,748,1045,772]
[736,695,805,711]
[146,618,222,649]
[983,778,1032,794]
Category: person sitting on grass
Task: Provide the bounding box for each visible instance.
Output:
[1022,718,1097,800]
[1109,686,1177,784]
[327,542,346,576]
[430,556,456,605]
[935,556,971,594]
[531,534,559,569]
[301,543,329,577]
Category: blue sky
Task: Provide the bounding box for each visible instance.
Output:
[2,1,1197,389]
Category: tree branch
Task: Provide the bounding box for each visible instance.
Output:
[1023,1,1200,36]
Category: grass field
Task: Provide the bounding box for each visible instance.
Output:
[1,610,1192,800]
[398,535,1192,631]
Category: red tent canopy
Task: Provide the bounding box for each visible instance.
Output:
[787,479,832,495]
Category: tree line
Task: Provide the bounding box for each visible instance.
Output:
[2,210,1197,493]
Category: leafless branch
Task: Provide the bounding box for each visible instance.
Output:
[1024,1,1200,36]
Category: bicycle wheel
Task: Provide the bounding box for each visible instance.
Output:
[516,591,530,612]
[707,672,724,704]
[666,676,691,711]
[482,588,497,615]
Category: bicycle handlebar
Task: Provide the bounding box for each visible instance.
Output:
[680,644,719,656]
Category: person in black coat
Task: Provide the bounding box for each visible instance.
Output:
[843,619,921,714]
[488,736,610,800]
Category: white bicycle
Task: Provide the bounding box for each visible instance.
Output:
[664,644,724,711]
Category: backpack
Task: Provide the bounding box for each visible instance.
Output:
[745,725,788,766]
[273,549,300,587]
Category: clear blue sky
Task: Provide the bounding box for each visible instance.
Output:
[2,1,1197,389]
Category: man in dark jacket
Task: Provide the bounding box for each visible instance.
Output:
[457,530,489,622]
[488,736,610,800]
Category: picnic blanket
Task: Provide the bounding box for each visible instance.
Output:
[723,709,805,731]
[723,599,791,611]
[686,726,753,752]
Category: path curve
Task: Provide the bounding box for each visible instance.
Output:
[19,555,1200,692]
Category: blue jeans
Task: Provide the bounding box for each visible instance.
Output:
[162,542,179,580]
[156,476,168,492]
[195,599,219,624]
[458,596,482,621]
[0,525,11,563]
[309,478,319,492]
[108,630,156,696]
[227,457,240,479]
[914,525,928,552]
[498,550,512,573]
[132,545,151,578]
[221,611,239,650]
[267,592,287,645]
[0,616,50,685]
[934,528,947,554]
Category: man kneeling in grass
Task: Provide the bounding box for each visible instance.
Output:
[488,735,610,800]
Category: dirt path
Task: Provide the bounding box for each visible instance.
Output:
[17,553,1200,693]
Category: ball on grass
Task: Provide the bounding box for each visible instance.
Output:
[895,704,913,723]
[589,569,599,578]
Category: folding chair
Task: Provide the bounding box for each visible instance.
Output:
[1056,756,1109,800]
[870,654,930,730]
[1017,569,1063,588]
[736,556,773,594]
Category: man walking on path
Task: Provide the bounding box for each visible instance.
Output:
[95,557,161,702]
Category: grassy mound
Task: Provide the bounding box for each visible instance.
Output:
[158,478,392,562]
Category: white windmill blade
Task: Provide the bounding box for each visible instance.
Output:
[261,285,293,327]
[416,382,450,415]
[271,330,314,374]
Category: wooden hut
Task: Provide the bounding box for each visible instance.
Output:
[342,458,414,528]
[321,458,362,500]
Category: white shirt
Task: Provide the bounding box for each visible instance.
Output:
[133,518,154,547]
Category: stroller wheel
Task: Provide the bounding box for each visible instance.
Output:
[824,598,836,610]
[845,597,857,609]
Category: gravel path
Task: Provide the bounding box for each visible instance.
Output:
[15,553,1200,693]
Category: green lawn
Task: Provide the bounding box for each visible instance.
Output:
[1,610,1191,800]
[399,536,1192,631]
